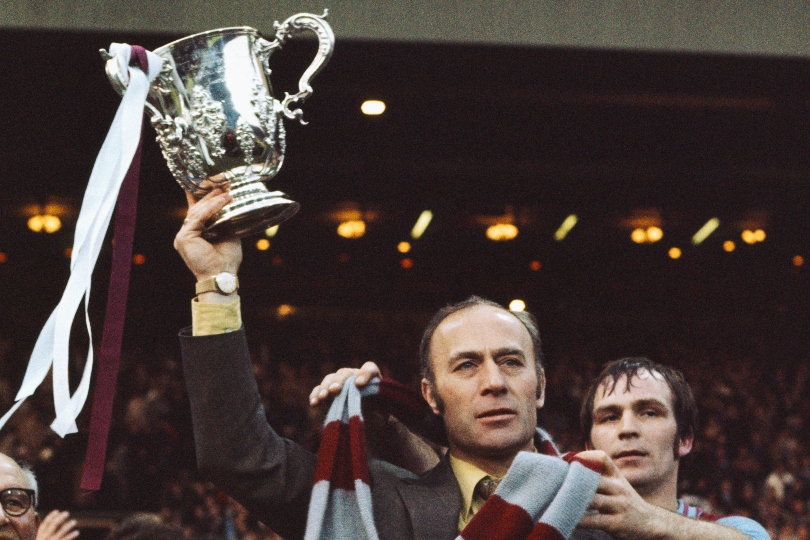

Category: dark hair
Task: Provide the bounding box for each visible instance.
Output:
[580,357,698,458]
[418,296,544,388]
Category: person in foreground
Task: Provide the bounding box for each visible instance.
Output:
[0,453,79,540]
[175,188,609,540]
[576,357,769,540]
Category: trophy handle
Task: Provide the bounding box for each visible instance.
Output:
[100,48,164,121]
[256,10,335,124]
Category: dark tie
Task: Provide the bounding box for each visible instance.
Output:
[475,476,501,501]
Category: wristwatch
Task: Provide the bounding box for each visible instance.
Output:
[195,272,239,296]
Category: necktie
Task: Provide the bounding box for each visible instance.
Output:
[475,476,501,501]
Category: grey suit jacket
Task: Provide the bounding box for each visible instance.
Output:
[180,327,610,540]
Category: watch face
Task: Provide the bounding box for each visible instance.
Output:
[215,272,237,294]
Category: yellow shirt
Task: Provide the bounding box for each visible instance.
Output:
[449,455,502,532]
[191,296,242,335]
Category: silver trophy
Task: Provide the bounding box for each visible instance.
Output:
[101,11,334,239]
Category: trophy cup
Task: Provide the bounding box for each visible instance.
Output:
[101,11,334,239]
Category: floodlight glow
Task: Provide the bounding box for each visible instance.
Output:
[509,299,526,312]
[411,210,433,239]
[554,214,578,241]
[337,220,366,239]
[691,218,720,245]
[486,223,518,241]
[646,226,663,242]
[668,247,682,259]
[265,225,279,237]
[397,241,411,253]
[361,100,386,115]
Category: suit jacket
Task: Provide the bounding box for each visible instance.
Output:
[180,327,611,540]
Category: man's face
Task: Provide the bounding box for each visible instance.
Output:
[0,455,38,540]
[421,305,544,463]
[589,370,692,493]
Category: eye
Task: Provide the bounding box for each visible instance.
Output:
[595,414,612,424]
[501,357,524,367]
[454,360,476,372]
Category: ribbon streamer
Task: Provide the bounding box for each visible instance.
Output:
[0,44,162,443]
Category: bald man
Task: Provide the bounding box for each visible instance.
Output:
[0,453,77,540]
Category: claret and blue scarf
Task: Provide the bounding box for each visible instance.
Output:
[305,376,603,540]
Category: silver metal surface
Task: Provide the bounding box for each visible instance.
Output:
[101,11,334,239]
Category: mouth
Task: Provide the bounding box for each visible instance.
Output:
[613,450,648,461]
[476,408,517,422]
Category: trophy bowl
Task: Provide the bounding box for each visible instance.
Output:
[102,11,334,239]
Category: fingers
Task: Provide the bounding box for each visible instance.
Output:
[310,366,375,406]
[354,361,382,386]
[181,187,232,235]
[36,510,78,540]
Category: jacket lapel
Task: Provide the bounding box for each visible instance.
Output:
[397,455,461,539]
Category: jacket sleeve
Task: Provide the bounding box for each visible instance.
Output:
[180,326,316,540]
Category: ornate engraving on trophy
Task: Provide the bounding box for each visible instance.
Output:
[235,118,256,164]
[190,87,227,159]
[102,11,335,238]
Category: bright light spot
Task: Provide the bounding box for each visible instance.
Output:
[753,229,766,242]
[27,215,44,232]
[631,228,647,244]
[554,214,578,241]
[277,304,295,317]
[741,230,756,244]
[337,220,366,239]
[486,223,518,241]
[265,225,279,237]
[530,260,541,271]
[400,258,414,269]
[0,252,6,263]
[692,218,720,245]
[411,210,433,239]
[668,247,682,259]
[723,240,736,252]
[509,299,526,312]
[397,241,411,253]
[42,215,61,233]
[256,238,271,251]
[646,226,663,243]
[361,100,386,115]
[793,255,804,267]
[132,254,146,265]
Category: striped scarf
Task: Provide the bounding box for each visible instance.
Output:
[304,377,602,540]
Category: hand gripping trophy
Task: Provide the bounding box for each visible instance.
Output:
[102,11,335,239]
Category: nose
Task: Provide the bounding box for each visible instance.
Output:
[479,358,507,396]
[618,412,639,439]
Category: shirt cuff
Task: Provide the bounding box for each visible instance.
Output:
[191,296,242,336]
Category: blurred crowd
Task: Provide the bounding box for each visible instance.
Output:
[0,306,808,540]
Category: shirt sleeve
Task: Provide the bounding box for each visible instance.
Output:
[191,296,242,336]
[715,516,770,540]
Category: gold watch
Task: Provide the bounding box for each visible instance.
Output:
[195,272,239,296]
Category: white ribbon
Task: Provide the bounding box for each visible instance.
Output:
[0,44,163,437]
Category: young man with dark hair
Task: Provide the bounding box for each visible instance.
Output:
[577,357,768,540]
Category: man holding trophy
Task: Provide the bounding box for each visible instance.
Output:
[167,11,608,540]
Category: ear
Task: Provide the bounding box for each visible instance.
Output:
[535,368,546,409]
[677,429,694,459]
[421,378,442,416]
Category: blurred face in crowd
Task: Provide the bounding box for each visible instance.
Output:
[421,305,545,469]
[0,454,39,540]
[588,369,692,496]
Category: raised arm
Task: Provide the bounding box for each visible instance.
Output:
[175,188,316,540]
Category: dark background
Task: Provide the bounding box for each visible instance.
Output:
[0,27,809,382]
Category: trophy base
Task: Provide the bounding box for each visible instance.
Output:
[202,184,300,240]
